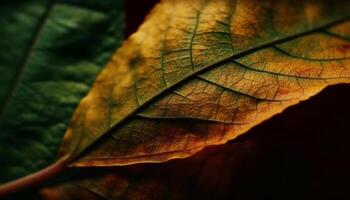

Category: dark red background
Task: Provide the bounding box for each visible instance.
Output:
[125,0,160,37]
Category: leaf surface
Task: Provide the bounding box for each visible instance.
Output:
[0,0,124,183]
[61,0,350,166]
[40,86,350,199]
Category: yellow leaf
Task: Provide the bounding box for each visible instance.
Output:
[60,0,350,167]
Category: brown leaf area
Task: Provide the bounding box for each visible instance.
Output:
[40,0,350,199]
[60,0,350,167]
[41,84,350,199]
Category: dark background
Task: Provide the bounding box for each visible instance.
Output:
[125,0,160,37]
[124,1,350,199]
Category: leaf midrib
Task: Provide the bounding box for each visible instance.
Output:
[71,16,350,162]
[0,0,56,120]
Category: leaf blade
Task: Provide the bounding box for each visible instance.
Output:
[0,0,125,183]
[60,0,350,166]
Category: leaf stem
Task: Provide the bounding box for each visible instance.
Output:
[0,157,68,198]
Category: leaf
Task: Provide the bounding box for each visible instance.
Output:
[40,85,350,199]
[0,0,124,183]
[60,0,350,167]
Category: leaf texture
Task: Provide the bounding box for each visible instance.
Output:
[0,0,124,183]
[60,0,350,167]
[41,88,350,199]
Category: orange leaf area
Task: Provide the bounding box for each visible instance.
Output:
[59,0,350,167]
[42,84,350,199]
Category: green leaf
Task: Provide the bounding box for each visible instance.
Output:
[0,0,125,183]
